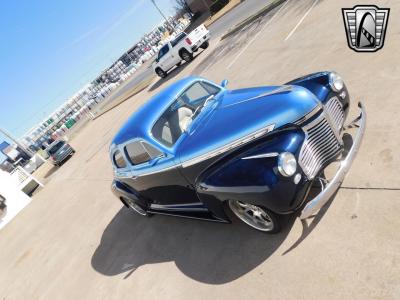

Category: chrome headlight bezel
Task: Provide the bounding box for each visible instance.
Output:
[329,72,344,92]
[278,152,297,177]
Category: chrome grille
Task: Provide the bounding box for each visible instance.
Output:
[324,97,344,132]
[299,115,342,179]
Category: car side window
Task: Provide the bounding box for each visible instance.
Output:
[158,45,169,60]
[142,142,163,158]
[124,141,162,166]
[113,150,127,169]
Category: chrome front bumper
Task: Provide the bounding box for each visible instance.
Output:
[300,102,366,219]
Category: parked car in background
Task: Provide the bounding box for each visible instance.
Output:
[46,140,75,166]
[0,194,6,219]
[109,73,365,233]
[153,24,210,78]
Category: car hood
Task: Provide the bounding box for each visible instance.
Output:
[178,85,319,163]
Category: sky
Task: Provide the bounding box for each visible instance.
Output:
[0,0,176,141]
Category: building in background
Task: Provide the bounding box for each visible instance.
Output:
[185,0,213,14]
[21,15,192,151]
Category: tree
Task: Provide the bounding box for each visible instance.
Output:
[172,0,192,18]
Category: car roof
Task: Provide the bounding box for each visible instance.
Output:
[111,76,203,146]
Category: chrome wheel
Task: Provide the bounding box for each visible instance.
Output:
[228,200,275,232]
[122,197,147,216]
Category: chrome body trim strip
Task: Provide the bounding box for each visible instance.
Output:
[181,124,275,168]
[242,152,279,160]
[150,203,208,212]
[114,164,178,179]
[300,102,366,219]
[223,86,293,108]
[147,210,227,222]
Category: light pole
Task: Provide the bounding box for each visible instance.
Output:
[150,0,174,31]
[0,127,34,158]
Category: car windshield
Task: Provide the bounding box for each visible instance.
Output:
[152,81,221,147]
[48,141,65,155]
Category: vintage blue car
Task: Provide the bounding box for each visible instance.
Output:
[109,72,365,233]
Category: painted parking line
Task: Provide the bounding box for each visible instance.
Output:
[284,0,319,41]
[226,0,291,70]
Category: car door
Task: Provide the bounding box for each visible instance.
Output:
[165,43,180,69]
[158,44,174,71]
[120,140,198,205]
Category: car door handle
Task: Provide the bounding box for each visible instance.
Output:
[131,175,138,180]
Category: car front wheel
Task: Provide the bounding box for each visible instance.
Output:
[228,200,281,233]
[155,68,167,78]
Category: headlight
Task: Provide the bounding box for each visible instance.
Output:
[329,72,344,92]
[278,152,297,177]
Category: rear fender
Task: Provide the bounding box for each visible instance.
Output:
[111,180,148,210]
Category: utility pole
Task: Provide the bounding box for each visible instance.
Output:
[0,127,34,158]
[150,0,174,31]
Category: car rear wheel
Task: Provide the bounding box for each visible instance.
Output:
[121,197,148,217]
[180,50,193,62]
[155,68,167,78]
[200,41,209,49]
[228,200,280,233]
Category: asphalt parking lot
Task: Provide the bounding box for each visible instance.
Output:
[1,0,400,299]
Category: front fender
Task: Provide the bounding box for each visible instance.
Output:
[286,71,350,112]
[196,127,311,215]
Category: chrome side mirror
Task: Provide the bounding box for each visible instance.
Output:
[221,79,228,88]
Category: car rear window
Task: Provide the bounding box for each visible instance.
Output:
[48,141,65,155]
[113,150,127,168]
[171,33,186,47]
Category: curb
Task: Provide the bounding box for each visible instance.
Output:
[220,0,287,40]
[204,1,243,28]
[92,76,155,120]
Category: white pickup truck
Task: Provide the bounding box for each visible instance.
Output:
[153,24,210,78]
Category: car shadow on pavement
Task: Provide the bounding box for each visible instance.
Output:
[281,189,337,255]
[43,155,72,179]
[148,50,206,92]
[91,208,295,284]
[43,165,59,179]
